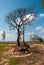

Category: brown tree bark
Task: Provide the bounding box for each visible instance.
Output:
[17,27,20,46]
[23,25,25,46]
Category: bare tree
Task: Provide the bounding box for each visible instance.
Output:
[22,6,36,45]
[6,6,35,46]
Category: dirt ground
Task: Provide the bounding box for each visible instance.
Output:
[0,43,44,65]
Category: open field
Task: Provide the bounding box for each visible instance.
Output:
[0,42,44,65]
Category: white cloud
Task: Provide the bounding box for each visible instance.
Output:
[6,32,17,39]
[0,30,3,36]
[35,26,44,34]
[40,14,44,17]
[5,33,17,41]
[35,26,42,30]
[40,29,44,34]
[15,18,21,25]
[24,14,35,24]
[28,31,34,35]
[16,14,35,25]
[6,33,14,37]
[29,14,35,21]
[0,30,3,34]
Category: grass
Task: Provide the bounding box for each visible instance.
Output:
[9,57,23,65]
[9,53,42,65]
[0,44,9,51]
[0,44,9,59]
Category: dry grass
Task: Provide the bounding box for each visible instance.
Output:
[0,42,44,65]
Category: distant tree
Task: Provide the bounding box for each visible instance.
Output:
[2,31,6,41]
[6,6,36,46]
[31,35,43,42]
[38,37,43,42]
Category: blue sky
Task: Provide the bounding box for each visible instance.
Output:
[0,0,44,41]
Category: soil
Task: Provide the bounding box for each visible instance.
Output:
[2,43,44,65]
[3,43,44,57]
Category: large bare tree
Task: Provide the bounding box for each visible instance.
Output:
[6,6,35,46]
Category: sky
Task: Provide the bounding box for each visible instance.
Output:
[0,0,44,41]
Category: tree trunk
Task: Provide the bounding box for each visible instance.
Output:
[17,27,20,46]
[23,25,25,46]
